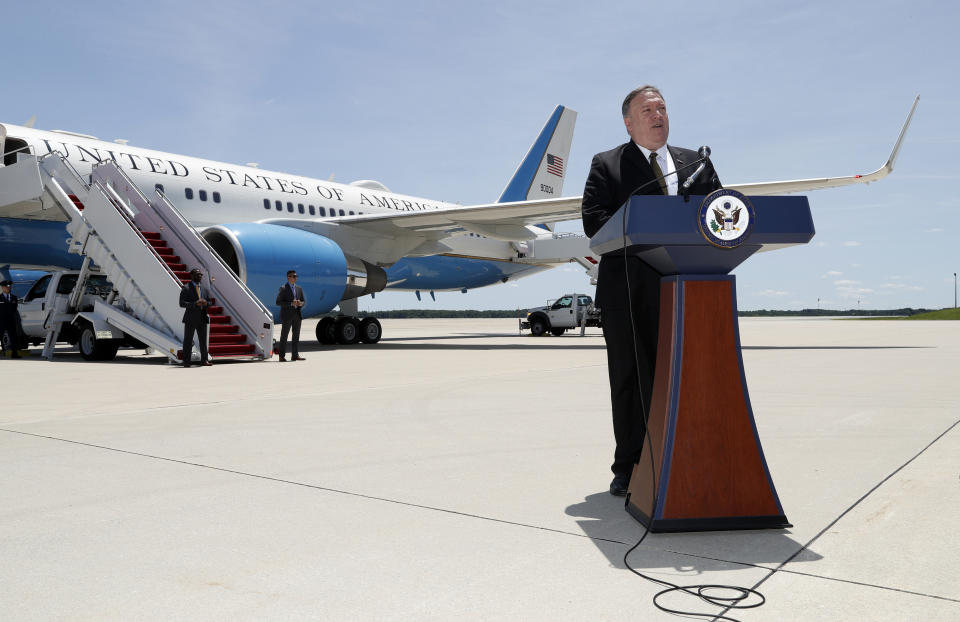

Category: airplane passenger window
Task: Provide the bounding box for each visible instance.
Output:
[308,206,315,215]
[298,204,305,214]
[319,207,326,216]
[339,209,345,216]
[263,199,271,210]
[275,200,282,211]
[155,184,165,194]
[349,211,355,215]
[199,190,208,202]
[287,202,294,212]
[213,192,221,203]
[185,188,193,199]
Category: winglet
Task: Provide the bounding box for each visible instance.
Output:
[880,94,919,176]
[727,95,920,196]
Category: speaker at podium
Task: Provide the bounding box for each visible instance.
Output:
[589,190,814,532]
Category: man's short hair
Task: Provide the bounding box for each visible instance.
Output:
[287,270,297,277]
[622,85,664,118]
[189,268,203,276]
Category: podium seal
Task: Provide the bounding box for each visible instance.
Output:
[698,189,755,248]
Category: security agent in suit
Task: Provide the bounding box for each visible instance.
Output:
[179,268,212,367]
[276,269,305,362]
[0,280,23,358]
[581,85,722,496]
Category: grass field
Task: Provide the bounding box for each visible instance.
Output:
[903,307,960,320]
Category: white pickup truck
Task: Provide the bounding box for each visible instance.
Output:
[520,293,602,336]
[19,270,133,360]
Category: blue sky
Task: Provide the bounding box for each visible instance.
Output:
[6,1,958,311]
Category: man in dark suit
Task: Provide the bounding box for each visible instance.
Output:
[276,270,305,362]
[179,268,212,367]
[0,280,23,358]
[581,85,722,496]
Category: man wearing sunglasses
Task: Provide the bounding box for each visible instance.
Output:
[276,270,306,362]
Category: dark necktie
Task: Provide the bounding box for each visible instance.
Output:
[649,151,668,195]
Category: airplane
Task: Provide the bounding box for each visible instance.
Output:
[0,96,918,344]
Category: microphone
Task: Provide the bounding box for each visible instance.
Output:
[681,146,711,192]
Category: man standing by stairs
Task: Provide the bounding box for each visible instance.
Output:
[180,268,212,367]
[276,270,305,362]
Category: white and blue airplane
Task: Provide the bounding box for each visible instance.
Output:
[1,106,587,333]
[0,97,917,341]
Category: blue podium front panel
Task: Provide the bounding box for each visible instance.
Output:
[589,195,815,275]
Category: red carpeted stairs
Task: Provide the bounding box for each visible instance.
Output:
[141,230,258,361]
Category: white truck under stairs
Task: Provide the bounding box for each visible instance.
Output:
[0,153,274,362]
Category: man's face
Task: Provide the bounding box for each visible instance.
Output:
[287,274,297,286]
[1,285,10,295]
[191,272,203,284]
[624,93,669,150]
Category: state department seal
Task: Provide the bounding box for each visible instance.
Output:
[698,189,756,248]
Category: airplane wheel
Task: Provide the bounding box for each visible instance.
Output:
[335,316,360,345]
[316,317,336,344]
[359,317,382,344]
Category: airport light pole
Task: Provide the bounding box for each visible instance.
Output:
[954,272,957,308]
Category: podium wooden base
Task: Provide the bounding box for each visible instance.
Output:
[626,275,790,533]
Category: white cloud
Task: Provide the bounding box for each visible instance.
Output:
[843,241,862,247]
[924,228,944,233]
[822,270,843,278]
[834,279,859,286]
[757,289,790,296]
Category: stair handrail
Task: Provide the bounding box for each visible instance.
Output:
[39,155,182,288]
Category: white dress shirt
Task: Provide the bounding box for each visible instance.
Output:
[635,143,678,196]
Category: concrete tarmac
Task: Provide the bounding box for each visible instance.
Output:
[1,318,957,621]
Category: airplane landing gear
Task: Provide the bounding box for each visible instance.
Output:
[316,315,382,345]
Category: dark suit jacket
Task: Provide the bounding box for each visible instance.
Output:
[276,283,305,323]
[581,142,722,307]
[179,282,210,325]
[0,293,21,334]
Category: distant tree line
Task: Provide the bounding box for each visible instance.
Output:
[349,308,936,319]
[738,308,932,317]
[355,309,522,318]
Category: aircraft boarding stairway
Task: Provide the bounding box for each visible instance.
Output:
[0,153,274,363]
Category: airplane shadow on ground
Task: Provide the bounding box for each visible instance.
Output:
[565,492,821,573]
[296,333,607,351]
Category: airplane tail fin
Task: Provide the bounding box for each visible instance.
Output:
[497,106,578,221]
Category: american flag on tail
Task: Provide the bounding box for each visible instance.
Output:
[546,153,564,177]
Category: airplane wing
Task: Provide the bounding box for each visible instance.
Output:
[726,95,919,196]
[262,96,918,264]
[261,195,584,265]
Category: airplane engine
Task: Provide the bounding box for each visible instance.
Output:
[202,223,384,318]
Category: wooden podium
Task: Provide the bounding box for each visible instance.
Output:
[590,194,815,532]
